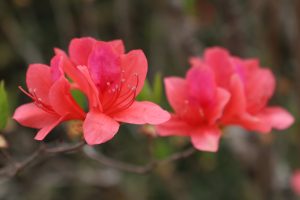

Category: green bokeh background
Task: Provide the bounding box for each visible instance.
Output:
[0,0,299,199]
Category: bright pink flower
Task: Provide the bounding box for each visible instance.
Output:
[157,63,230,152]
[201,47,294,133]
[54,37,170,145]
[291,170,300,195]
[13,55,85,140]
[157,47,294,152]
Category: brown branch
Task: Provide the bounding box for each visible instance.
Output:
[0,140,196,177]
[83,146,196,174]
[0,141,85,177]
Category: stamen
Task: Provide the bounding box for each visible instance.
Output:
[105,73,139,115]
[18,86,34,99]
[18,86,56,115]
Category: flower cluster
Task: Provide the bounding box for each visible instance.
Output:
[157,47,294,152]
[13,37,170,145]
[13,38,294,152]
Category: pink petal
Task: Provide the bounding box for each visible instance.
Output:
[49,77,85,119]
[77,66,102,110]
[112,101,170,125]
[204,47,234,88]
[120,50,147,95]
[244,68,276,113]
[34,116,65,140]
[108,40,125,54]
[83,111,120,145]
[164,77,187,114]
[55,49,97,107]
[190,126,221,152]
[208,88,231,124]
[189,57,203,68]
[13,103,59,129]
[50,55,63,81]
[221,75,272,133]
[258,107,294,130]
[186,64,217,108]
[156,115,191,136]
[26,64,52,104]
[244,59,260,71]
[222,74,246,123]
[239,113,271,133]
[68,37,96,65]
[87,42,121,89]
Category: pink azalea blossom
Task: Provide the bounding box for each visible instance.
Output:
[157,47,294,152]
[201,47,294,133]
[13,55,85,140]
[14,37,170,144]
[53,37,170,145]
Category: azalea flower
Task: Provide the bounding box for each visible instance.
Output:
[156,62,230,152]
[201,47,294,133]
[14,37,170,144]
[53,37,170,144]
[157,47,294,152]
[13,55,85,140]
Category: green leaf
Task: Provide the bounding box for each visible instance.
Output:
[136,79,153,101]
[71,89,87,111]
[153,72,162,103]
[0,81,9,130]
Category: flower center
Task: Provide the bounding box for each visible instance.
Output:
[102,71,139,115]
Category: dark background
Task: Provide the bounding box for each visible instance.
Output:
[0,0,299,199]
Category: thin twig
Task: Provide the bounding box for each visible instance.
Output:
[44,141,85,154]
[0,140,196,177]
[0,141,85,177]
[83,146,196,174]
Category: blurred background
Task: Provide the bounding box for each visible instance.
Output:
[0,0,299,199]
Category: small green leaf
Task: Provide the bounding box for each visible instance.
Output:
[137,79,153,101]
[0,81,9,130]
[153,72,162,103]
[71,89,87,111]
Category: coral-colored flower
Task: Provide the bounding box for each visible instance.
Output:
[157,63,230,152]
[157,47,294,152]
[13,55,85,140]
[53,37,170,145]
[291,170,300,195]
[201,47,294,133]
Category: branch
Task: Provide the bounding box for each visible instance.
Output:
[83,146,196,174]
[0,140,196,177]
[0,141,85,177]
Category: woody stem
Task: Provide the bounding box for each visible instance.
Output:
[0,140,196,177]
